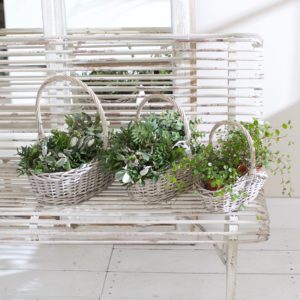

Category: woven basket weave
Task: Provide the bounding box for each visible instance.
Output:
[128,168,192,204]
[28,75,114,205]
[194,120,267,213]
[127,94,193,204]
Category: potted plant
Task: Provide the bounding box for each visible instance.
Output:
[17,75,114,205]
[102,94,201,203]
[220,118,293,196]
[186,118,292,213]
[187,120,257,212]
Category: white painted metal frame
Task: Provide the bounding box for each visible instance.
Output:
[0,29,268,300]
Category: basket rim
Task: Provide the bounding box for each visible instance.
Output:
[28,159,99,181]
[194,172,249,195]
[127,170,170,189]
[127,167,190,189]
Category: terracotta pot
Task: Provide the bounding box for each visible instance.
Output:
[256,166,264,173]
[237,163,265,175]
[204,181,223,191]
[237,163,248,175]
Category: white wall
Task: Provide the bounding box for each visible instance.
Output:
[4,0,299,196]
[4,0,43,28]
[65,0,171,28]
[4,0,171,28]
[194,0,300,196]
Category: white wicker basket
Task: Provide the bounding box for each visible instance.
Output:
[243,169,268,206]
[128,168,192,204]
[28,75,114,205]
[127,94,193,204]
[194,120,267,213]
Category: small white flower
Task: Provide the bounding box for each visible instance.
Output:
[173,140,191,156]
[140,166,151,176]
[122,172,131,184]
[208,162,212,167]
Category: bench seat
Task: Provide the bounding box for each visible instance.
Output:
[0,160,269,244]
[0,30,269,299]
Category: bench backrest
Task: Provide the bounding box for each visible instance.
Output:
[0,31,263,166]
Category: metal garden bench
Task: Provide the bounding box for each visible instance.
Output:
[0,30,269,300]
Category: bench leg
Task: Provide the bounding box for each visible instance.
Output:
[226,241,238,300]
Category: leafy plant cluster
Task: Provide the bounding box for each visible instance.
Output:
[17,112,104,175]
[184,118,293,196]
[190,143,240,192]
[17,107,293,198]
[220,119,293,195]
[84,67,173,103]
[101,111,202,185]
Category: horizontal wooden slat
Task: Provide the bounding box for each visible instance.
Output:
[0,30,268,244]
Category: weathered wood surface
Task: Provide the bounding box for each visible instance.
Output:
[0,30,268,244]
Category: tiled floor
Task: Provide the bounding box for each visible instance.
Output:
[0,198,299,300]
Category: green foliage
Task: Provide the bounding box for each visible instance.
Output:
[187,143,241,198]
[101,111,203,185]
[177,118,293,197]
[220,119,293,196]
[198,144,240,188]
[17,112,104,175]
[85,68,173,102]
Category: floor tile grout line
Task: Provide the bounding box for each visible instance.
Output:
[105,248,300,252]
[98,244,114,300]
[0,269,298,276]
[0,268,108,272]
[101,270,300,276]
[0,296,98,300]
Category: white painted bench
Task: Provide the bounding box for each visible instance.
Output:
[0,30,269,300]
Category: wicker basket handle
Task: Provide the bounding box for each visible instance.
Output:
[35,75,109,149]
[209,120,256,175]
[136,94,191,145]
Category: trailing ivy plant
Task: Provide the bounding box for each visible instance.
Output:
[17,112,104,175]
[219,119,293,196]
[184,141,243,200]
[101,111,203,185]
[194,144,239,189]
[184,118,293,196]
